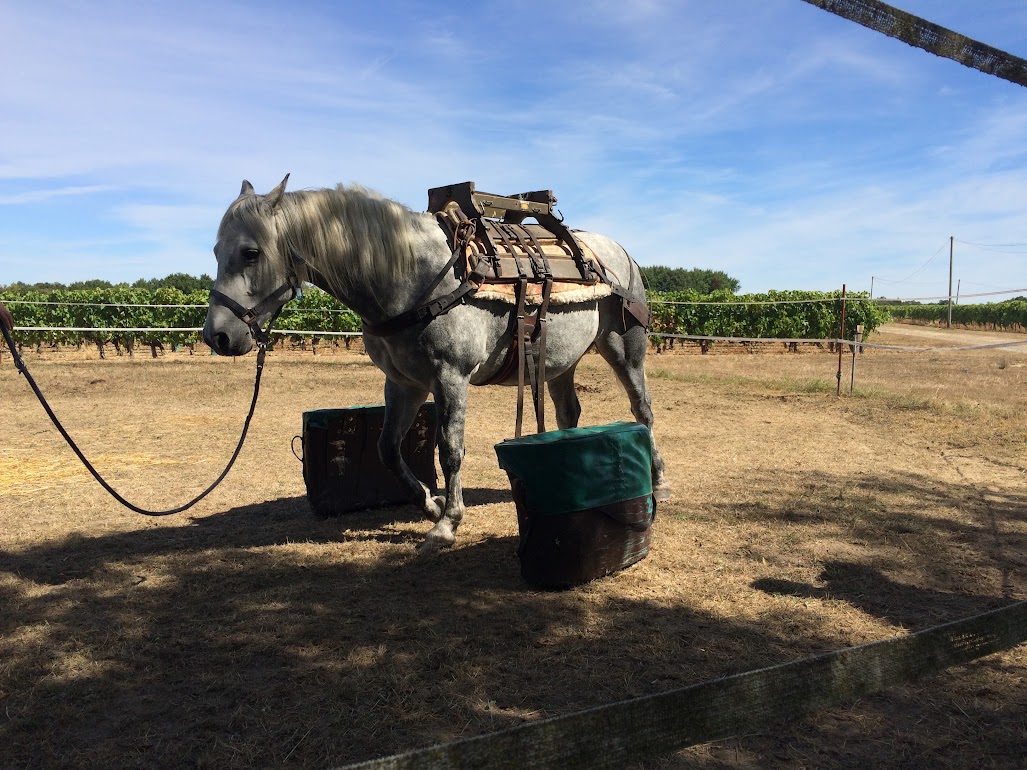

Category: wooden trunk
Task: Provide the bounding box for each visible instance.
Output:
[511,481,654,589]
[301,404,437,516]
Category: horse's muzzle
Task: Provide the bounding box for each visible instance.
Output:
[203,314,254,357]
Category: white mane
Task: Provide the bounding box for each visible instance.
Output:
[219,184,424,297]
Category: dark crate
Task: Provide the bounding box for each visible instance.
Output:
[511,481,654,589]
[301,403,437,516]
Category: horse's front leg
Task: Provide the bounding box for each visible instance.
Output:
[421,371,469,551]
[380,378,445,522]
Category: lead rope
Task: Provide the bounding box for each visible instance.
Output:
[1,321,266,516]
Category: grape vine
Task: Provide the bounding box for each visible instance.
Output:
[1,287,889,356]
[887,300,1027,331]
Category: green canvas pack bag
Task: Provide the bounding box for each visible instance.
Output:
[495,421,656,588]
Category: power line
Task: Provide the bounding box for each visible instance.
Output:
[960,280,1026,291]
[871,279,945,286]
[953,239,1027,254]
[873,287,1027,302]
[872,242,947,285]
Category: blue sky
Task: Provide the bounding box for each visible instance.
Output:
[3,0,1027,299]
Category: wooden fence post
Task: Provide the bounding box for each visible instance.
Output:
[836,284,847,396]
[850,323,864,393]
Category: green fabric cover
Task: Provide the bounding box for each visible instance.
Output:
[303,403,435,431]
[494,421,653,515]
[303,405,383,432]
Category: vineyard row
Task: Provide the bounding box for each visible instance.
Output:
[14,287,1027,355]
[886,300,1027,331]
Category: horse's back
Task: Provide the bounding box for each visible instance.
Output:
[574,231,641,290]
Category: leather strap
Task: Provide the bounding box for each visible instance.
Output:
[208,248,307,345]
[533,277,554,433]
[209,282,296,345]
[514,276,528,439]
[362,222,479,337]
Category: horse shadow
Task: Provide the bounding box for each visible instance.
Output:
[5,466,1027,768]
[463,486,512,506]
[0,486,513,587]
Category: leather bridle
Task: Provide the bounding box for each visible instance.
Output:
[208,250,306,346]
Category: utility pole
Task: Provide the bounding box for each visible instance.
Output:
[870,275,874,298]
[947,236,954,329]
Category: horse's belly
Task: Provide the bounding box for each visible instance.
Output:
[471,308,598,387]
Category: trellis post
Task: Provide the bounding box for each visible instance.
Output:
[836,284,847,395]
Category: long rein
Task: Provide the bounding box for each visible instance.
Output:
[0,284,292,517]
[1,229,474,516]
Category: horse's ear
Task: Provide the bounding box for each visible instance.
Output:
[265,173,290,210]
[239,179,255,197]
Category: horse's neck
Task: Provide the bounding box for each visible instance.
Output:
[310,273,413,324]
[304,205,452,325]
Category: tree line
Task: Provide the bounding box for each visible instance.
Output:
[2,267,739,296]
[0,272,215,295]
[640,266,740,294]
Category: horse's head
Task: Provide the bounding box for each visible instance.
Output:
[203,175,302,356]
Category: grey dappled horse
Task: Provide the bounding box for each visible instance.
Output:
[203,176,670,550]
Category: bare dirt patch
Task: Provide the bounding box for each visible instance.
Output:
[1,326,1025,768]
[880,321,1027,346]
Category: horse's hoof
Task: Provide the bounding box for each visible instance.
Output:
[654,483,673,503]
[424,494,446,523]
[418,522,456,552]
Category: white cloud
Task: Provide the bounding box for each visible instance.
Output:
[0,185,118,205]
[2,0,1027,296]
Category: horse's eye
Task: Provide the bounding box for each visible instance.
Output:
[242,247,260,264]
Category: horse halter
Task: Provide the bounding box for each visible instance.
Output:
[209,250,306,346]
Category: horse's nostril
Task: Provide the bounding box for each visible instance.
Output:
[216,332,230,354]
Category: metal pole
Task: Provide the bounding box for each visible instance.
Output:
[947,236,954,328]
[836,284,847,396]
[956,279,961,305]
[870,276,874,298]
[850,324,864,394]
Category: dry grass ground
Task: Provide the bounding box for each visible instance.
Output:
[1,324,1025,769]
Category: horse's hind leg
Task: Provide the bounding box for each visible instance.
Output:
[420,370,470,551]
[547,364,581,430]
[380,378,445,522]
[594,322,672,502]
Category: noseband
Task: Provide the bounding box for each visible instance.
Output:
[209,251,306,346]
